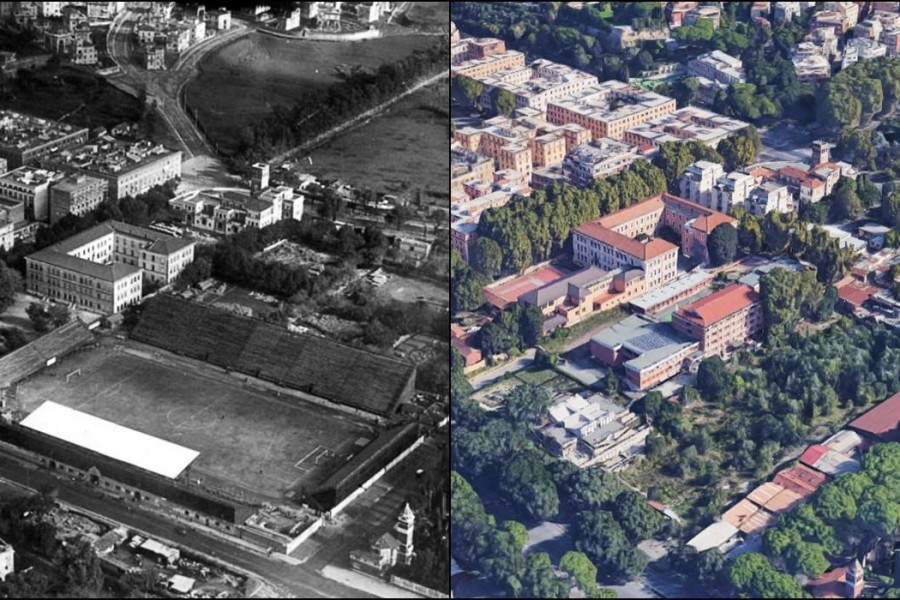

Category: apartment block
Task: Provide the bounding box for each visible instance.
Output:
[562,139,639,188]
[109,220,195,286]
[842,37,887,68]
[687,51,745,85]
[0,110,89,168]
[624,107,750,149]
[709,171,755,213]
[0,166,64,221]
[672,283,763,358]
[747,181,793,215]
[49,173,108,224]
[679,160,725,206]
[479,59,598,112]
[547,80,676,140]
[451,144,494,194]
[47,138,182,200]
[450,35,526,79]
[529,132,567,168]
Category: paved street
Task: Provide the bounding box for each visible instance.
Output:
[468,349,536,391]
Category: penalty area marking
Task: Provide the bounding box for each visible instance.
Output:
[294,445,322,472]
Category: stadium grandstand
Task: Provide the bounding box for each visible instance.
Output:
[310,421,422,510]
[21,401,199,479]
[130,295,417,418]
[0,320,94,389]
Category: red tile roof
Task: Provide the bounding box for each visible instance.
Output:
[596,196,665,229]
[800,444,830,468]
[774,464,828,498]
[674,284,758,326]
[450,323,466,339]
[749,166,777,179]
[691,212,736,233]
[573,221,677,260]
[849,389,900,442]
[837,281,878,307]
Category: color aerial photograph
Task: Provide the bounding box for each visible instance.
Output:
[0,1,450,598]
[451,1,900,598]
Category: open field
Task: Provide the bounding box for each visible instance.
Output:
[377,270,448,305]
[14,344,377,503]
[185,32,439,154]
[404,2,451,28]
[303,80,448,198]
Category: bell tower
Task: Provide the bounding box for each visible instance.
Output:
[394,503,415,566]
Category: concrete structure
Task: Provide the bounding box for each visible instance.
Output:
[687,50,745,85]
[842,36,887,68]
[679,160,725,206]
[672,284,762,357]
[539,392,649,469]
[49,173,108,224]
[709,171,755,214]
[451,144,494,195]
[546,80,676,140]
[0,165,63,221]
[46,138,181,200]
[205,9,232,31]
[170,189,287,235]
[451,35,526,79]
[278,7,302,30]
[747,181,792,214]
[26,221,194,313]
[0,110,88,168]
[792,52,832,83]
[562,139,639,187]
[609,25,668,50]
[590,314,700,391]
[0,538,12,582]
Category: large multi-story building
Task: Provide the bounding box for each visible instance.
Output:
[46,139,181,200]
[591,313,700,390]
[672,283,763,358]
[25,221,195,313]
[687,50,745,85]
[572,193,737,286]
[479,59,599,113]
[0,111,88,169]
[679,160,725,206]
[546,80,676,140]
[453,117,534,182]
[451,35,526,80]
[747,181,793,215]
[49,173,109,224]
[170,189,289,235]
[624,107,750,150]
[0,166,64,221]
[709,170,755,214]
[451,144,494,194]
[562,139,639,188]
[842,37,888,68]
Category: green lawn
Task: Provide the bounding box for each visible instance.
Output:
[515,367,559,387]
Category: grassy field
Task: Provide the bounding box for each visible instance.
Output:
[303,79,448,198]
[185,32,440,154]
[377,267,449,305]
[15,345,377,503]
[404,3,450,27]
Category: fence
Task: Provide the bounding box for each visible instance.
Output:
[389,575,448,599]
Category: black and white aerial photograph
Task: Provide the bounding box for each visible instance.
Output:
[0,1,450,598]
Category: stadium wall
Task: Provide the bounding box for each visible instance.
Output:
[0,420,252,524]
[311,421,422,510]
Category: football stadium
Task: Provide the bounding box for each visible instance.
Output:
[0,296,424,535]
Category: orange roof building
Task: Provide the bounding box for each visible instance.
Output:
[572,193,734,293]
[672,283,762,357]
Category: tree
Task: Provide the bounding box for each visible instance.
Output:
[502,383,553,425]
[456,75,485,107]
[519,305,544,348]
[707,223,738,266]
[319,188,345,222]
[610,491,662,542]
[815,485,858,521]
[500,453,560,520]
[492,88,517,117]
[884,191,900,228]
[696,356,731,401]
[0,261,21,314]
[718,128,758,171]
[574,511,647,582]
[47,303,70,327]
[501,519,529,551]
[26,302,54,333]
[521,552,569,599]
[729,552,806,598]
[471,237,503,279]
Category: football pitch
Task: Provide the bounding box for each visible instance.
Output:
[14,343,378,502]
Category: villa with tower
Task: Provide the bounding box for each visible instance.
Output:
[349,503,415,577]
